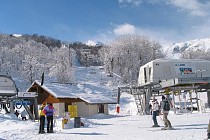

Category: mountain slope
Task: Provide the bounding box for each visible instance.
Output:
[163,38,210,59]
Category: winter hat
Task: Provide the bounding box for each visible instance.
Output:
[162,95,165,100]
[40,104,46,110]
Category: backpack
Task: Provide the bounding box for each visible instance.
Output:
[157,104,160,114]
[163,100,170,111]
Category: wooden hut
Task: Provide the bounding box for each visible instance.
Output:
[27,80,116,117]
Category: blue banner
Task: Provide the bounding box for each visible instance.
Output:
[15,100,31,105]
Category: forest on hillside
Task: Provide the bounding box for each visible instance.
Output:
[3,33,208,88]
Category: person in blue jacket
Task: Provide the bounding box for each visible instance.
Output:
[43,103,55,133]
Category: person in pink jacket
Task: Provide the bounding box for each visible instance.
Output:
[150,97,160,127]
[43,103,55,133]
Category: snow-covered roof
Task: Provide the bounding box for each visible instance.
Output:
[0,75,17,96]
[153,58,209,63]
[0,90,16,94]
[29,80,116,104]
[79,93,116,104]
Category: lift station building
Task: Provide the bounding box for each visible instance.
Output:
[138,59,210,86]
[118,59,210,115]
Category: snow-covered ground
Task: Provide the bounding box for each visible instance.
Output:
[1,57,210,140]
[162,38,210,59]
[0,92,210,140]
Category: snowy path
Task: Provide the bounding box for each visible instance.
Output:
[0,113,209,140]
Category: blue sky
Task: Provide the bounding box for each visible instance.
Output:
[0,0,210,44]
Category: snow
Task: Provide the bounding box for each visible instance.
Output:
[1,54,210,139]
[78,94,116,104]
[162,38,210,59]
[85,40,102,47]
[12,34,22,37]
[0,89,210,140]
[27,65,116,104]
[85,40,97,46]
[0,90,16,94]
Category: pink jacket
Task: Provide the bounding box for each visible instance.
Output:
[43,104,55,116]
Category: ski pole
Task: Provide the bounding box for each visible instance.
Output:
[158,114,164,124]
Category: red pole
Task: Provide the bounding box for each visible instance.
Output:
[116,104,120,113]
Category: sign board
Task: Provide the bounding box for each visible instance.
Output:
[175,63,195,75]
[68,105,78,118]
[15,100,31,105]
[18,92,37,98]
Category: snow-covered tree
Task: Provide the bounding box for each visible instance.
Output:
[49,46,75,83]
[0,34,76,86]
[181,48,210,61]
[17,40,51,83]
[103,34,164,84]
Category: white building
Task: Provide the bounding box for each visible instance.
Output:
[138,59,210,86]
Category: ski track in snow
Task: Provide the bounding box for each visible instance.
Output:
[0,112,209,140]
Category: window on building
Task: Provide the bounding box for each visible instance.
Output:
[149,67,152,82]
[144,67,147,83]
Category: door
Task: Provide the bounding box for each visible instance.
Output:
[98,104,104,113]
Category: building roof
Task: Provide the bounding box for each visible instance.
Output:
[152,58,210,63]
[28,80,116,104]
[0,75,18,97]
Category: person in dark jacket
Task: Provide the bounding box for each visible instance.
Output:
[43,103,55,133]
[160,95,172,130]
[39,104,46,134]
[14,110,19,117]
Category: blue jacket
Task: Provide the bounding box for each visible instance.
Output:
[43,104,55,116]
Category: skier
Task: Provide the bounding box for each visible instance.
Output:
[39,104,46,134]
[14,110,19,117]
[21,110,27,120]
[160,95,173,130]
[43,103,55,133]
[150,96,160,127]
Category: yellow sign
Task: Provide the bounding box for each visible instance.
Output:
[68,105,78,118]
[165,88,171,94]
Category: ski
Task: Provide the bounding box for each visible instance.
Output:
[38,130,56,134]
[147,128,176,132]
[161,127,175,130]
[147,129,164,132]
